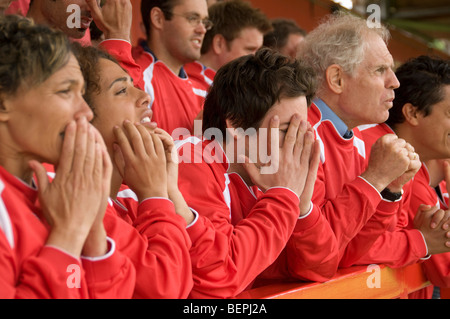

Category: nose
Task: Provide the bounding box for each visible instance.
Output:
[387,68,400,89]
[76,97,94,122]
[195,22,208,34]
[137,88,152,110]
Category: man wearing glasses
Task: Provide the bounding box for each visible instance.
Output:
[136,0,213,134]
[185,0,272,93]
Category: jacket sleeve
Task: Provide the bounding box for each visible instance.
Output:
[256,204,339,284]
[339,197,402,267]
[104,198,193,298]
[313,161,399,261]
[0,231,89,299]
[179,160,300,298]
[408,175,450,287]
[422,253,450,288]
[346,178,430,268]
[347,226,428,268]
[80,237,136,299]
[285,204,339,281]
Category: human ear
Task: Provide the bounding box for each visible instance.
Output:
[211,34,226,55]
[0,94,11,122]
[150,7,165,30]
[325,64,344,94]
[402,103,420,126]
[225,118,239,141]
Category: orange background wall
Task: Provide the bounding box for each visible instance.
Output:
[130,0,449,63]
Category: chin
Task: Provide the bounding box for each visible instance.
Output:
[67,28,87,40]
[375,112,389,124]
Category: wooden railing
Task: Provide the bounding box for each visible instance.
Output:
[236,263,442,299]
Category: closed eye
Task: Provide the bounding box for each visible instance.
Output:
[115,87,127,95]
[57,88,71,95]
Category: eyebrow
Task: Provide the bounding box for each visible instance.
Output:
[108,77,130,89]
[59,79,81,86]
[57,78,85,91]
[185,12,201,16]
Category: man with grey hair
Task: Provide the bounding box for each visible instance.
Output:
[298,11,426,266]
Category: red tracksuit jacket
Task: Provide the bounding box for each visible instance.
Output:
[132,40,206,134]
[308,102,401,267]
[354,123,429,268]
[174,136,338,298]
[0,165,135,298]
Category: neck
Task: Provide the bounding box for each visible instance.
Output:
[109,167,122,200]
[222,135,253,186]
[393,124,429,162]
[147,38,184,75]
[424,160,444,188]
[0,128,35,183]
[0,154,34,184]
[317,92,358,131]
[198,52,219,71]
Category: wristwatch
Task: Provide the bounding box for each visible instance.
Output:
[380,188,402,201]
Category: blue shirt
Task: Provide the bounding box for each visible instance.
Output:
[313,98,353,139]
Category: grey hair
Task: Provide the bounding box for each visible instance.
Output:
[298,11,390,91]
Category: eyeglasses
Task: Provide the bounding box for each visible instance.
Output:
[170,12,214,31]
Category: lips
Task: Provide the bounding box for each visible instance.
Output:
[384,95,395,108]
[141,116,151,124]
[139,110,154,128]
[80,17,92,29]
[192,38,202,49]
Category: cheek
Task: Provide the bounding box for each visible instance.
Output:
[278,133,286,148]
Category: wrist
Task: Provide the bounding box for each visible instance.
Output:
[103,31,130,42]
[168,187,182,199]
[299,201,312,216]
[46,225,89,258]
[169,191,195,225]
[360,171,387,192]
[137,189,168,202]
[82,226,108,257]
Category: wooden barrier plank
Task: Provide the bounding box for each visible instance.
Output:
[236,264,431,299]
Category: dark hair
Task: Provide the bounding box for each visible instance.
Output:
[140,0,180,36]
[202,47,317,134]
[71,43,121,119]
[201,0,272,54]
[263,18,306,51]
[0,14,72,96]
[386,55,450,128]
